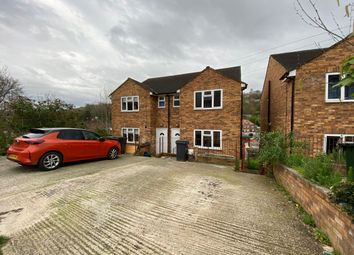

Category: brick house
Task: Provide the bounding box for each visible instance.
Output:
[260,34,354,155]
[110,66,247,158]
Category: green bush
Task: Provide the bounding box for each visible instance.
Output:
[286,153,308,169]
[302,154,341,188]
[348,167,354,182]
[247,159,260,170]
[258,131,287,170]
[0,235,9,255]
[330,182,354,219]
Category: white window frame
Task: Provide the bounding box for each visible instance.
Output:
[158,96,165,108]
[325,73,354,103]
[323,134,354,153]
[121,96,139,112]
[193,129,222,150]
[121,128,140,143]
[173,95,180,107]
[194,89,223,110]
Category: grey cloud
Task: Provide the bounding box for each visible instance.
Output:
[0,0,351,106]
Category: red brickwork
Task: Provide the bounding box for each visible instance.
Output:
[111,68,242,157]
[260,57,292,134]
[260,36,354,155]
[180,68,242,158]
[111,79,156,150]
[274,165,354,255]
[294,37,354,155]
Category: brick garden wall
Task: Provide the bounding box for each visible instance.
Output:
[274,165,354,255]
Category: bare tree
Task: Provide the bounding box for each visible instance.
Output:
[0,67,22,109]
[295,0,354,42]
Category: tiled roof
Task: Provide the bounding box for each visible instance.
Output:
[142,66,241,94]
[271,48,326,71]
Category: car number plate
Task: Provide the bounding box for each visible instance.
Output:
[8,154,17,160]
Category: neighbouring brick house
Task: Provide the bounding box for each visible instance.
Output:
[242,119,259,134]
[110,66,247,158]
[260,34,354,155]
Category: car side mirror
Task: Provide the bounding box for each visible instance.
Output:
[99,137,105,142]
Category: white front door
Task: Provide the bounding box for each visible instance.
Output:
[171,128,180,154]
[156,128,168,154]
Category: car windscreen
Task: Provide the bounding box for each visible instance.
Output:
[22,129,47,138]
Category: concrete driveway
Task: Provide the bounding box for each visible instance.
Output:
[0,156,322,255]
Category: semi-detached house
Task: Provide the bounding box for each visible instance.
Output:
[260,34,354,155]
[110,66,247,158]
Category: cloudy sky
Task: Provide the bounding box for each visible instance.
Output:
[0,0,352,106]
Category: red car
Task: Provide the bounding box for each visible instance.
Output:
[7,128,121,170]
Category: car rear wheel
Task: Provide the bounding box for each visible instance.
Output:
[39,152,62,170]
[107,147,119,160]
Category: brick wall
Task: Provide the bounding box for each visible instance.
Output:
[111,79,154,151]
[274,165,354,255]
[111,68,242,157]
[294,36,354,155]
[180,68,242,158]
[260,57,292,134]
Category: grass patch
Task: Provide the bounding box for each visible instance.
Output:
[314,228,331,246]
[275,183,335,249]
[0,235,10,255]
[247,159,260,170]
[299,208,316,227]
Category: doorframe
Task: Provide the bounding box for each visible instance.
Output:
[170,128,180,154]
[156,128,168,154]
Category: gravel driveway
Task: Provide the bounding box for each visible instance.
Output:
[0,156,322,255]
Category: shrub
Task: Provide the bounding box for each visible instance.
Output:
[286,153,308,169]
[0,235,9,255]
[258,131,287,171]
[330,182,354,219]
[348,167,354,182]
[234,158,240,172]
[302,154,341,188]
[247,159,260,170]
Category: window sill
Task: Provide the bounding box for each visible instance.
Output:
[194,107,223,110]
[194,146,222,150]
[325,99,354,103]
[121,110,140,112]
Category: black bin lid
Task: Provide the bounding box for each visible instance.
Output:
[176,140,189,145]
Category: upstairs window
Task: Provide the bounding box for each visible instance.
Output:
[121,96,139,112]
[158,96,165,108]
[194,89,223,109]
[326,73,354,102]
[122,128,139,143]
[194,129,222,149]
[173,95,180,107]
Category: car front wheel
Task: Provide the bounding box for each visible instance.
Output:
[107,147,119,160]
[39,152,62,170]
